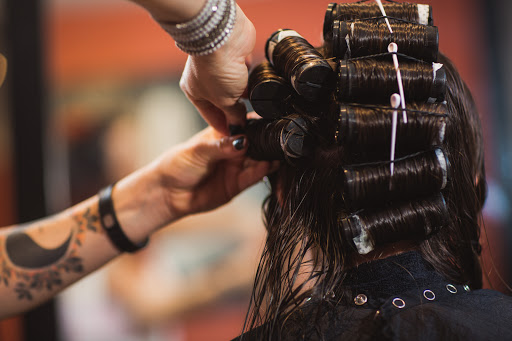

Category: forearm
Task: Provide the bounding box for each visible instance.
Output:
[0,197,115,318]
[0,162,173,319]
[130,0,207,23]
[0,127,266,319]
[132,0,253,59]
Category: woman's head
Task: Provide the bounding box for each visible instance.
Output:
[243,1,486,333]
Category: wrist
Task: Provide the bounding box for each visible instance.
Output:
[110,162,177,244]
[191,5,254,61]
[98,184,149,253]
[159,0,247,56]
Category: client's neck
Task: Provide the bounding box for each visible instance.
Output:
[349,241,419,268]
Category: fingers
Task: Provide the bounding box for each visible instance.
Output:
[190,128,248,164]
[189,98,247,136]
[221,157,272,200]
[246,111,261,120]
[208,99,246,135]
[219,135,247,156]
[177,7,255,136]
[189,128,272,194]
[222,99,247,128]
[236,159,271,194]
[191,100,229,135]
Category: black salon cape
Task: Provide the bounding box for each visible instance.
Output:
[237,252,512,340]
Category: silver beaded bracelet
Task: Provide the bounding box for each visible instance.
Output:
[161,0,237,56]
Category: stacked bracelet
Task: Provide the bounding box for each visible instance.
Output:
[98,184,149,253]
[161,0,237,56]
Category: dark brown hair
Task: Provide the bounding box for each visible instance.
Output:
[243,1,486,336]
[243,52,486,337]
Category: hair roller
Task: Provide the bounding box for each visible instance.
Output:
[430,62,446,103]
[343,148,449,208]
[341,192,449,255]
[336,102,447,149]
[332,20,438,62]
[324,2,434,28]
[323,3,339,43]
[248,61,294,119]
[339,3,433,24]
[246,115,313,162]
[323,2,433,43]
[338,59,446,103]
[266,29,335,101]
[282,116,313,159]
[245,119,283,160]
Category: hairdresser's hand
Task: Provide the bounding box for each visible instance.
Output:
[154,127,271,222]
[179,5,256,135]
[114,126,275,242]
[0,125,270,318]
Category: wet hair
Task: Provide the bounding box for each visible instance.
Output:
[331,20,438,61]
[337,58,446,103]
[325,2,433,27]
[242,2,486,338]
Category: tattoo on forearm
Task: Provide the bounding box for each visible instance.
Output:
[79,208,101,234]
[5,232,72,269]
[0,207,103,300]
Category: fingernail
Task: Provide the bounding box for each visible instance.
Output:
[229,124,244,136]
[233,136,246,150]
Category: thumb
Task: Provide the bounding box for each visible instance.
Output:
[192,132,248,165]
[191,100,229,135]
[222,99,247,130]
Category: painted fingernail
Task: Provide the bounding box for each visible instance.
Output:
[233,136,246,150]
[229,124,244,136]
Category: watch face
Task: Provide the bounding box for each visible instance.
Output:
[0,53,6,87]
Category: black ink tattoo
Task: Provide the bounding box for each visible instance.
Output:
[0,207,102,300]
[73,207,104,245]
[5,232,72,268]
[82,208,100,233]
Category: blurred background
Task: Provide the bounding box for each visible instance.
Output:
[0,0,511,340]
